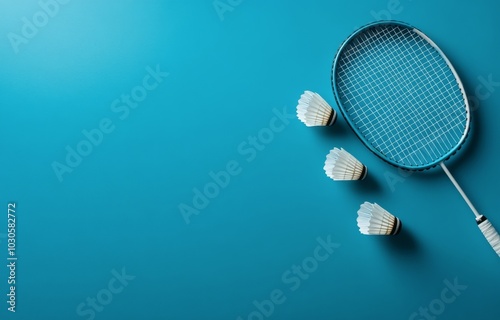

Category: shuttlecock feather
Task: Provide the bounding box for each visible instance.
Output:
[296,91,337,126]
[324,148,367,181]
[357,202,402,235]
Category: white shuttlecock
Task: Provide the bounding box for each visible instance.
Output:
[357,202,402,236]
[296,91,337,126]
[323,148,367,181]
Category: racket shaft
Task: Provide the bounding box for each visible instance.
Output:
[440,163,480,218]
[440,163,500,256]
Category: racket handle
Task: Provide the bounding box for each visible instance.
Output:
[476,215,500,257]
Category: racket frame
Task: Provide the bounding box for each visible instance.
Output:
[331,21,471,170]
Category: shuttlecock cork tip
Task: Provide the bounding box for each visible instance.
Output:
[391,217,402,235]
[327,109,337,126]
[360,165,368,180]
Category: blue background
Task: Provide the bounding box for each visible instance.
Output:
[0,0,499,319]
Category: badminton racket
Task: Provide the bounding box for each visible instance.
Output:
[331,21,500,256]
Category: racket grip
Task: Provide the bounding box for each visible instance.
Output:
[476,215,500,257]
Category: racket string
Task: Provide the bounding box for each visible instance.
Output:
[335,25,467,167]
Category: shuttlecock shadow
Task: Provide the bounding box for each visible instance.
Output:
[381,226,420,255]
[353,172,384,196]
[316,116,351,139]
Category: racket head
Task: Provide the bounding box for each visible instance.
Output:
[331,21,470,170]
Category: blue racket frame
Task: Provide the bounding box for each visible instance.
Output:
[330,21,471,171]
